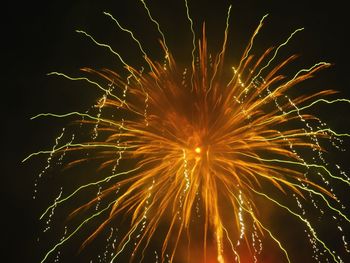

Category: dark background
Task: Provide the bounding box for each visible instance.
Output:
[3,0,350,262]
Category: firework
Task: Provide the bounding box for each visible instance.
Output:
[27,1,350,262]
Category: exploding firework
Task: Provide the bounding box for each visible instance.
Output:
[27,1,350,263]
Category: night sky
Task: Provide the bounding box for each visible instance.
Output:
[3,1,350,262]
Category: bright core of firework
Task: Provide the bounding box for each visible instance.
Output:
[26,1,350,263]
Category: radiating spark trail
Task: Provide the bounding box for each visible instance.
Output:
[250,187,341,263]
[139,0,169,58]
[75,30,129,67]
[23,142,135,163]
[286,98,350,115]
[40,201,115,263]
[239,14,269,71]
[228,189,291,263]
[75,30,143,88]
[184,0,196,91]
[249,27,304,86]
[46,72,131,109]
[103,11,156,74]
[208,5,232,93]
[227,14,269,88]
[240,153,350,186]
[250,128,350,141]
[29,111,139,131]
[39,166,142,220]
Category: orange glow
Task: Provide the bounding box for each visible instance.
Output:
[35,5,349,263]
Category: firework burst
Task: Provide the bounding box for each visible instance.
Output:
[27,1,350,262]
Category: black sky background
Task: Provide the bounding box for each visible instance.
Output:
[3,1,350,262]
